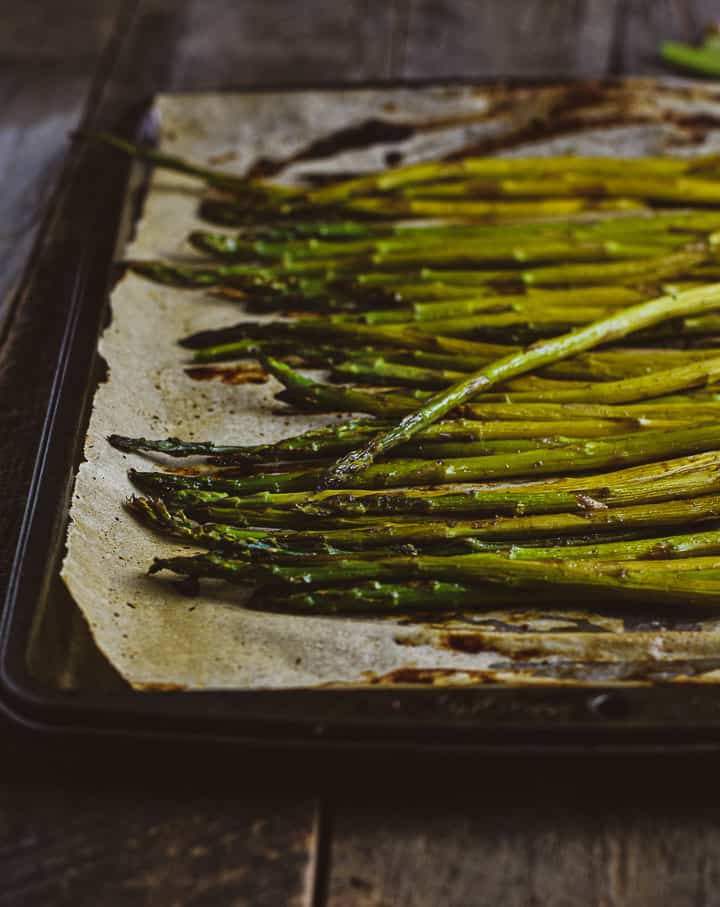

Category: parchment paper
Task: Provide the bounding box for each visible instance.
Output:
[61,82,720,689]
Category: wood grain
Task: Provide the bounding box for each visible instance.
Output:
[400,0,618,79]
[0,726,319,907]
[0,0,121,323]
[108,0,399,96]
[326,757,720,907]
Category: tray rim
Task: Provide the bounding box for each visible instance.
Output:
[6,81,720,750]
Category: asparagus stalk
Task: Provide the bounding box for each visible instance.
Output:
[257,580,511,613]
[110,428,580,464]
[483,528,720,561]
[134,492,720,551]
[149,550,720,607]
[307,156,720,204]
[333,288,652,325]
[342,197,648,220]
[88,132,300,200]
[188,332,512,365]
[421,249,707,287]
[395,175,720,205]
[348,306,617,338]
[243,579,608,613]
[182,317,518,355]
[327,357,580,390]
[200,206,720,240]
[192,229,682,268]
[318,283,720,488]
[109,435,264,458]
[274,527,720,563]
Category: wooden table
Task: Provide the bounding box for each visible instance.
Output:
[2,3,720,903]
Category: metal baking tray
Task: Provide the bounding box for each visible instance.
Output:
[7,82,720,750]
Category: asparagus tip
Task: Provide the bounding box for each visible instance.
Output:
[126,495,175,526]
[108,434,136,452]
[148,558,170,576]
[317,447,374,490]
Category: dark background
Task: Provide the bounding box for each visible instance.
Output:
[2,2,720,904]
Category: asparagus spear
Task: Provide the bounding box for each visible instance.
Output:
[186,332,510,366]
[149,550,720,607]
[307,156,720,204]
[326,357,575,390]
[110,429,580,464]
[484,528,720,561]
[109,435,264,458]
[421,249,707,287]
[348,306,617,338]
[243,579,603,613]
[333,288,653,325]
[86,132,293,196]
[395,175,720,205]
[258,580,512,613]
[192,230,682,269]
[263,527,720,563]
[182,317,518,355]
[133,492,720,551]
[342,196,648,220]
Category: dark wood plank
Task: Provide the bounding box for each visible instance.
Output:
[400,0,618,79]
[0,0,121,326]
[110,0,398,95]
[614,0,720,74]
[326,758,720,907]
[0,719,318,907]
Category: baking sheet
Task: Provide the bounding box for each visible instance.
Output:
[61,80,720,690]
